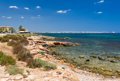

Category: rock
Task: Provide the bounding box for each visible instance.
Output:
[110,60,117,63]
[90,55,97,58]
[54,42,61,45]
[27,38,33,40]
[36,40,45,44]
[56,71,62,75]
[86,59,90,62]
[0,78,9,81]
[74,43,80,46]
[15,74,23,80]
[26,75,35,81]
[62,67,65,70]
[42,44,49,47]
[98,56,105,61]
[79,55,85,58]
[4,74,10,77]
[30,50,38,55]
[60,42,73,46]
[23,70,30,76]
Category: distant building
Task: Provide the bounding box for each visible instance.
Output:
[19,25,30,34]
[0,26,15,33]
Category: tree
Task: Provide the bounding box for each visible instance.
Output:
[10,27,16,33]
[19,25,26,31]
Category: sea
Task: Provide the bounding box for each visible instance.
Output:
[40,33,120,76]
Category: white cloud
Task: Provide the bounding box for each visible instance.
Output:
[1,16,12,19]
[97,11,103,14]
[57,9,71,14]
[6,17,12,19]
[20,16,24,19]
[31,15,41,19]
[1,16,6,18]
[36,6,41,9]
[9,6,18,9]
[37,15,40,17]
[24,7,30,10]
[97,0,104,3]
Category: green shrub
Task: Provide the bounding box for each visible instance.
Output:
[17,48,33,62]
[7,40,17,46]
[13,44,23,54]
[0,35,33,68]
[0,37,3,41]
[27,59,42,68]
[0,37,9,42]
[19,37,29,45]
[39,51,45,55]
[43,63,57,71]
[6,65,23,75]
[27,58,56,70]
[0,35,28,45]
[0,51,16,66]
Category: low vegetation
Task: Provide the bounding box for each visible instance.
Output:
[6,65,23,75]
[0,34,32,63]
[0,34,57,71]
[28,58,57,70]
[17,48,33,62]
[39,51,45,55]
[0,51,16,66]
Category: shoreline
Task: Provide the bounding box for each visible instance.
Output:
[49,47,120,78]
[26,35,120,79]
[0,34,120,81]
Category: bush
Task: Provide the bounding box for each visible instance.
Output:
[19,37,28,45]
[6,65,23,75]
[39,51,45,55]
[27,59,42,68]
[0,51,16,66]
[43,63,57,71]
[0,35,29,45]
[13,44,23,54]
[0,37,9,42]
[5,35,32,65]
[7,40,17,46]
[27,58,56,70]
[17,48,33,62]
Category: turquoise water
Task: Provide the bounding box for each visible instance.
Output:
[41,33,120,76]
[41,33,120,56]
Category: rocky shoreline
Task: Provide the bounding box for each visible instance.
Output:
[0,35,120,81]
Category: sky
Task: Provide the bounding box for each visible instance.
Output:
[0,0,120,32]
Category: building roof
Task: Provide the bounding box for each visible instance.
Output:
[0,26,13,28]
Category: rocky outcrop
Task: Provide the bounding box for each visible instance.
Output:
[54,42,80,46]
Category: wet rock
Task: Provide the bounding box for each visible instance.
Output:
[86,59,90,62]
[79,56,85,58]
[98,56,105,61]
[54,42,79,46]
[110,60,117,63]
[90,55,97,58]
[42,44,49,47]
[54,42,61,45]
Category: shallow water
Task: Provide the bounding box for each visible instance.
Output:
[41,33,120,76]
